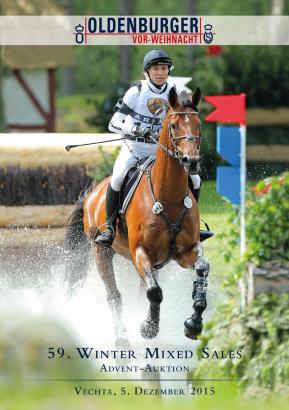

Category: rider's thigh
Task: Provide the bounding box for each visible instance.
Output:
[128,141,157,159]
[111,145,138,191]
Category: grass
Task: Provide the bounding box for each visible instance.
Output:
[0,146,100,167]
[0,203,71,228]
[199,180,232,214]
[0,145,118,168]
[56,94,104,133]
[198,181,239,293]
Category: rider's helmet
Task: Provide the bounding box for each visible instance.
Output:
[143,49,173,72]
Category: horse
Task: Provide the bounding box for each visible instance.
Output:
[64,86,210,345]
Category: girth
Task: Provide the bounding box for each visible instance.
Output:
[145,167,190,269]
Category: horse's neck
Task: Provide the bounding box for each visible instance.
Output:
[151,116,188,204]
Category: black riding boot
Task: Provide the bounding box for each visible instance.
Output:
[193,187,215,242]
[193,187,201,203]
[94,184,120,247]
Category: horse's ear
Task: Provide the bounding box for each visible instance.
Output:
[168,86,180,108]
[192,87,202,108]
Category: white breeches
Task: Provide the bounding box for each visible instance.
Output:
[110,141,201,192]
[110,141,156,191]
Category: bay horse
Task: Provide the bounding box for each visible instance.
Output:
[64,86,210,344]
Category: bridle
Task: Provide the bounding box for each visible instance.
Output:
[150,108,202,161]
[168,110,201,160]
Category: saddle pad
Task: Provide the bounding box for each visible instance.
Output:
[119,155,155,215]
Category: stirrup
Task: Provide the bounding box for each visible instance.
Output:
[200,219,214,242]
[94,223,115,247]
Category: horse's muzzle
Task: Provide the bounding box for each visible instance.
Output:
[181,157,200,174]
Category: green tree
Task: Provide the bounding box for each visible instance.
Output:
[224,46,289,107]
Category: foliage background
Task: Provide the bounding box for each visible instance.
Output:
[193,171,289,398]
[193,293,289,396]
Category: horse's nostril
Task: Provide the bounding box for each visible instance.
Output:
[181,156,190,165]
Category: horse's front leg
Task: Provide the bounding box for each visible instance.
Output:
[134,247,163,339]
[184,244,210,339]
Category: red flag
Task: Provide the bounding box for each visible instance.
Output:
[205,94,246,125]
[207,45,223,56]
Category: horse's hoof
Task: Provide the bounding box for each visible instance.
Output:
[184,317,203,340]
[140,320,159,339]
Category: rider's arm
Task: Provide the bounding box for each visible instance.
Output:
[108,86,139,135]
[108,111,134,135]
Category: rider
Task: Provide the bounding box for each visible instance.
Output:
[95,49,213,247]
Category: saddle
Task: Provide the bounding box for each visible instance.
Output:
[119,156,155,214]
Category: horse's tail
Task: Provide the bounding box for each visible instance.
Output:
[64,189,91,295]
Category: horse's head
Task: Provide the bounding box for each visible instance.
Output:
[167,87,202,174]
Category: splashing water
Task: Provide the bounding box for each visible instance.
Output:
[0,227,226,394]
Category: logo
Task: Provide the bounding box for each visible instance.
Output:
[203,24,214,44]
[147,98,166,114]
[74,24,85,44]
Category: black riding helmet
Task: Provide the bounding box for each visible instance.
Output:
[143,49,173,72]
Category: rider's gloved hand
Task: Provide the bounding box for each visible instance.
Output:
[131,125,139,136]
[131,125,151,140]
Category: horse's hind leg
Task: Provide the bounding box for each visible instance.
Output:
[92,245,128,346]
[135,247,163,339]
[184,244,210,339]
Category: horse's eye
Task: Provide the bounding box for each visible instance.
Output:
[171,123,178,130]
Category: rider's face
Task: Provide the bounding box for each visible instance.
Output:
[148,64,169,86]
